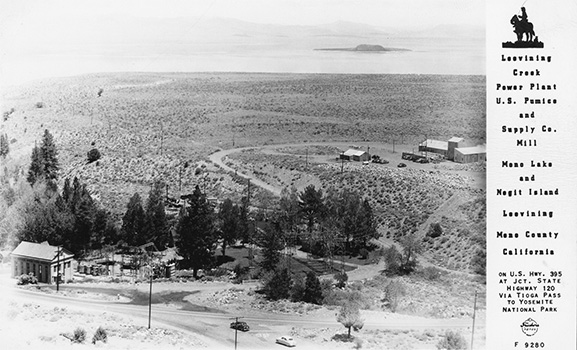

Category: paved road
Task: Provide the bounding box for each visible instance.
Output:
[7,285,474,350]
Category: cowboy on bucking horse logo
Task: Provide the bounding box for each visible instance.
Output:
[502,6,544,48]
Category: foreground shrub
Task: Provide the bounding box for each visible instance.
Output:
[92,326,108,344]
[17,273,38,285]
[436,330,467,350]
[73,327,86,343]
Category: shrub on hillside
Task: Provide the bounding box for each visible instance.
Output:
[418,266,444,281]
[17,273,38,285]
[436,330,468,350]
[72,327,87,343]
[471,248,486,276]
[383,279,406,313]
[382,245,402,275]
[92,326,107,344]
[334,271,348,289]
[427,223,443,238]
[87,148,101,163]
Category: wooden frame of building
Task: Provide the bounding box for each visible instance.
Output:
[11,241,75,284]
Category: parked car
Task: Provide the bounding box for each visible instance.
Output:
[276,336,296,347]
[397,163,407,168]
[230,321,250,332]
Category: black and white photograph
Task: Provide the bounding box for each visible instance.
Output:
[0,1,490,349]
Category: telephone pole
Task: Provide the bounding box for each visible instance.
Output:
[56,246,61,292]
[471,290,478,350]
[230,316,245,350]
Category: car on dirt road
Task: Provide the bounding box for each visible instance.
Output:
[276,335,296,347]
[230,321,250,332]
[397,162,407,168]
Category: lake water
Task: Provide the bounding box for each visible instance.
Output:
[2,37,484,87]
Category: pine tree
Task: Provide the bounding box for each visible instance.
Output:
[27,145,43,186]
[298,185,324,234]
[258,216,284,272]
[353,198,379,250]
[40,129,59,182]
[302,271,323,304]
[145,180,168,248]
[121,193,146,246]
[217,198,239,256]
[176,185,217,278]
[264,267,292,300]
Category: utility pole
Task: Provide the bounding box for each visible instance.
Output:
[471,290,478,350]
[230,316,244,350]
[392,138,395,153]
[341,157,344,173]
[232,115,236,147]
[56,246,61,292]
[160,122,164,156]
[247,179,251,205]
[148,262,154,329]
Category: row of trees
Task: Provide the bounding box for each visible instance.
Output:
[17,178,117,256]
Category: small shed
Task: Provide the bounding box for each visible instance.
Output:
[340,149,370,162]
[11,241,75,284]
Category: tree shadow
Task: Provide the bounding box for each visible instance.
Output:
[331,333,355,343]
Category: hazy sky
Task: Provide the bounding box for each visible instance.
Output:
[2,0,484,29]
[0,0,485,86]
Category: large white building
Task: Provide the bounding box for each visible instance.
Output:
[419,137,485,163]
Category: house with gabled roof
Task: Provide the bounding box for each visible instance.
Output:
[11,241,75,284]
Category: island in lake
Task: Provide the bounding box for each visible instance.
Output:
[315,44,410,52]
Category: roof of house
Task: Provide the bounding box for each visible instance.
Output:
[419,139,448,151]
[343,149,368,157]
[11,241,73,262]
[455,145,486,155]
[448,137,465,143]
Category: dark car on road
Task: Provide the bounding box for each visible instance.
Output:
[230,321,250,332]
[397,163,407,168]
